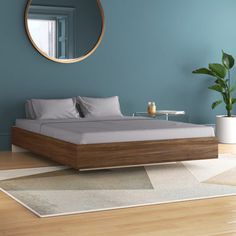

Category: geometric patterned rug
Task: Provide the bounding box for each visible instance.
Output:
[1,154,236,218]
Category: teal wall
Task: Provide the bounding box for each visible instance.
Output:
[1,0,236,150]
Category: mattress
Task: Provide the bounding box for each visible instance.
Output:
[15,116,215,145]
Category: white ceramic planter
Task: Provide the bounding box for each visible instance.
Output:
[216,115,236,143]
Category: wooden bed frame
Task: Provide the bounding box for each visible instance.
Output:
[12,127,218,170]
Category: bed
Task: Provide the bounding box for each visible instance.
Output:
[12,116,218,170]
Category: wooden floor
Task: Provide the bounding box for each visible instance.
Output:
[0,144,236,236]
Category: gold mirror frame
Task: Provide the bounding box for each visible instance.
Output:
[24,0,105,64]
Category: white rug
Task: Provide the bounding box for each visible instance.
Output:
[1,154,236,218]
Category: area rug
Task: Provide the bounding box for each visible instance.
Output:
[1,154,236,218]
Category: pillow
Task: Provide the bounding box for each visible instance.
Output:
[25,100,36,119]
[77,96,123,118]
[31,98,79,120]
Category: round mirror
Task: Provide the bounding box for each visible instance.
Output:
[25,0,105,63]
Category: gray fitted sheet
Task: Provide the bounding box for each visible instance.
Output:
[15,116,215,145]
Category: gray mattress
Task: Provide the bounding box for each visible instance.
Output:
[15,116,215,145]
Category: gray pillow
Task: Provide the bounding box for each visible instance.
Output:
[25,100,36,119]
[31,98,79,120]
[77,96,123,118]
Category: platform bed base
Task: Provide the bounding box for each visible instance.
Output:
[12,127,218,170]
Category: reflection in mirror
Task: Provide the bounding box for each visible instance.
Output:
[25,0,104,63]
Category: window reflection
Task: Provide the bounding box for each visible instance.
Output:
[28,19,56,57]
[25,0,104,62]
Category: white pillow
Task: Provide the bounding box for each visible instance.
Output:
[77,96,123,118]
[31,98,79,120]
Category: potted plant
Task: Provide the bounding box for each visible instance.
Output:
[192,51,236,143]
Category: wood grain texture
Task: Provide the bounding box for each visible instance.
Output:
[0,144,228,171]
[219,143,236,155]
[12,127,77,168]
[0,145,235,236]
[12,127,218,170]
[0,152,58,170]
[77,137,218,169]
[1,191,236,236]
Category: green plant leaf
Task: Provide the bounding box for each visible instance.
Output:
[209,63,227,78]
[222,50,235,69]
[215,78,227,87]
[232,98,236,104]
[211,100,222,109]
[226,104,233,111]
[192,68,215,76]
[208,84,223,92]
[222,92,228,104]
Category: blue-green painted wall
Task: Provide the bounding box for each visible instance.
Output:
[1,0,236,150]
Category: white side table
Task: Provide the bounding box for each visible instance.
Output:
[132,110,186,121]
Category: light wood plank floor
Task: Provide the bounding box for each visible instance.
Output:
[0,144,236,236]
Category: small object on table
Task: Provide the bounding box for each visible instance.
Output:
[133,110,185,121]
[147,102,157,116]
